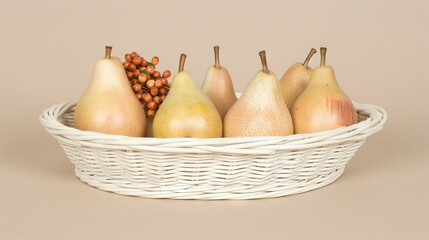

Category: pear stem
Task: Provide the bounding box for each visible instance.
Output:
[105,46,112,59]
[214,45,220,69]
[320,47,327,66]
[303,48,317,68]
[259,50,269,74]
[178,53,187,72]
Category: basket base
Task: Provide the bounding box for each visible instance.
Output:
[74,167,345,200]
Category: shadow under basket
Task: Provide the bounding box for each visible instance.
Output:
[40,101,386,200]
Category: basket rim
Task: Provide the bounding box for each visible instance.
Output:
[39,100,387,154]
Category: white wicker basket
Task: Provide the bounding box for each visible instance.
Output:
[39,101,386,200]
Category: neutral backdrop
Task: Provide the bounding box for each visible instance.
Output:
[1,0,428,239]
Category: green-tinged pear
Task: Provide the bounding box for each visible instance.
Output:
[153,54,222,138]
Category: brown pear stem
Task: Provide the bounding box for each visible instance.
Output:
[259,50,269,73]
[178,53,187,72]
[214,45,220,69]
[320,47,327,66]
[105,46,112,59]
[303,48,317,68]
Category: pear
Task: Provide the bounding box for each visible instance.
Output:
[292,47,357,134]
[201,45,237,119]
[223,51,294,137]
[74,46,146,137]
[279,48,317,111]
[152,54,222,138]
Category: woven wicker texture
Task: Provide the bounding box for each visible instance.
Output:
[40,101,386,199]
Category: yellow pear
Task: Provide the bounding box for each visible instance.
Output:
[223,51,294,137]
[74,46,146,137]
[292,47,357,134]
[201,46,237,119]
[279,48,317,111]
[152,54,222,138]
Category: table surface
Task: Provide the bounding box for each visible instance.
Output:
[1,130,428,239]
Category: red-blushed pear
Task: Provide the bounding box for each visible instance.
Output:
[223,51,294,137]
[152,54,222,138]
[74,46,146,137]
[292,47,357,134]
[201,46,237,120]
[279,48,317,111]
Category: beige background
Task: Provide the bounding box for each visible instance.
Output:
[1,0,428,239]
